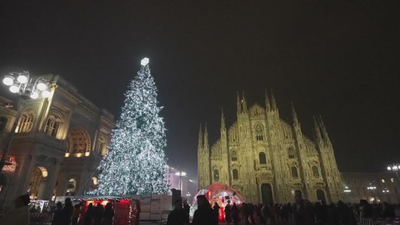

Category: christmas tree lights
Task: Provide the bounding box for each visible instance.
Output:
[95,58,169,195]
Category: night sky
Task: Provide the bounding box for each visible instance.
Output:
[1,1,399,181]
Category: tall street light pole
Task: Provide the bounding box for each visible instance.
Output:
[0,71,51,174]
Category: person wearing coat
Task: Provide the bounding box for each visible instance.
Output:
[192,195,218,225]
[0,194,31,225]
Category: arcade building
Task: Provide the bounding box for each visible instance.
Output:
[0,75,115,208]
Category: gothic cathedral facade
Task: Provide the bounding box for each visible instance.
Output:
[198,92,343,204]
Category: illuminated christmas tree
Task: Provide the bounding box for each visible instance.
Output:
[95,58,169,195]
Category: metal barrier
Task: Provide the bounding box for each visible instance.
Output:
[360,218,400,225]
[30,213,52,225]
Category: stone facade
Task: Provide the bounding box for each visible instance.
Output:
[198,92,343,204]
[0,75,115,207]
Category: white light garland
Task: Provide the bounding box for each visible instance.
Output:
[94,58,169,195]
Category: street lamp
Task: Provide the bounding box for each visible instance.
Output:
[175,171,187,191]
[0,71,51,173]
[387,164,400,180]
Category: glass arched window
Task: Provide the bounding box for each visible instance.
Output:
[259,152,267,164]
[0,116,8,133]
[255,124,264,141]
[44,115,62,138]
[312,166,320,177]
[288,147,295,159]
[233,169,239,180]
[16,112,34,133]
[231,150,237,161]
[214,169,219,182]
[291,167,299,178]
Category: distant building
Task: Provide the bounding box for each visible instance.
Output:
[164,165,197,203]
[198,92,343,204]
[342,172,400,203]
[0,75,115,207]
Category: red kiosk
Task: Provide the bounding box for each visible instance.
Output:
[77,197,140,225]
[192,183,245,222]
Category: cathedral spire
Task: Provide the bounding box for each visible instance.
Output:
[265,89,271,111]
[291,102,299,126]
[318,116,331,144]
[198,124,203,150]
[221,108,226,130]
[236,92,242,115]
[242,91,248,114]
[313,116,322,142]
[204,123,209,150]
[270,89,278,111]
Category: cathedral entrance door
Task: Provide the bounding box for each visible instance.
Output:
[316,190,326,202]
[261,183,273,205]
[295,190,302,203]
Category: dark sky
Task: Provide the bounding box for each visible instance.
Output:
[1,1,400,181]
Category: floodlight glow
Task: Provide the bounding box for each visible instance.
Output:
[141,57,149,66]
[394,165,398,170]
[388,166,392,171]
[9,85,19,93]
[17,74,28,83]
[42,90,51,98]
[36,82,48,91]
[3,76,13,86]
[30,92,39,99]
[181,172,187,176]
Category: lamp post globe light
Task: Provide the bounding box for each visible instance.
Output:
[387,164,400,180]
[0,71,51,174]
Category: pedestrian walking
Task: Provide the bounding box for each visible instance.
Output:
[240,203,249,225]
[183,200,190,224]
[225,202,232,225]
[101,203,114,225]
[248,203,255,225]
[192,195,217,225]
[52,202,63,225]
[213,202,221,224]
[84,203,94,225]
[72,204,81,225]
[94,203,104,225]
[232,203,239,225]
[0,194,30,225]
[61,197,73,225]
[167,199,187,225]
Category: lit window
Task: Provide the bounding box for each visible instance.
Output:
[312,166,319,178]
[0,116,8,133]
[288,147,296,159]
[291,167,299,178]
[255,124,264,141]
[259,152,267,164]
[382,179,386,184]
[16,111,34,133]
[231,150,237,161]
[44,114,62,138]
[214,170,219,182]
[233,169,239,180]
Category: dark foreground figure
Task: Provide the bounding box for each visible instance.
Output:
[192,195,218,225]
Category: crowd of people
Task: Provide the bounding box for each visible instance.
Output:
[168,195,400,225]
[50,198,115,225]
[0,195,114,225]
